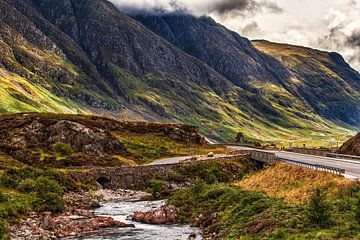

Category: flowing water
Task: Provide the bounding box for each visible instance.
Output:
[73,200,202,240]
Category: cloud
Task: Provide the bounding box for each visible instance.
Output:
[209,0,283,16]
[110,0,283,16]
[315,7,360,70]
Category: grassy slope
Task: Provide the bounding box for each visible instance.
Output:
[170,162,360,239]
[236,163,353,204]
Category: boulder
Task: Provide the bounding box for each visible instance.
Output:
[132,205,178,224]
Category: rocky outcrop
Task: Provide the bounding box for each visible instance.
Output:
[132,205,178,225]
[8,119,124,156]
[0,113,205,167]
[339,132,360,156]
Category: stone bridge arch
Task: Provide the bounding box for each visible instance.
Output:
[96,176,111,189]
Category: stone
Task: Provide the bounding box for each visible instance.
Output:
[132,205,178,225]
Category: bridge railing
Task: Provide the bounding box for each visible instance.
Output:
[277,158,345,175]
[250,150,345,176]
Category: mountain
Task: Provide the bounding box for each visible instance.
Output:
[339,132,360,156]
[0,0,359,144]
[133,14,360,139]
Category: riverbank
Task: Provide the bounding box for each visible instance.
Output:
[9,189,146,239]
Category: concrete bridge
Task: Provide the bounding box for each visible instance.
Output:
[250,150,345,175]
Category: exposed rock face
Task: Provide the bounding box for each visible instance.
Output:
[339,132,360,156]
[132,205,178,225]
[9,120,124,156]
[0,113,206,167]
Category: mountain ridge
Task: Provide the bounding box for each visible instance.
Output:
[0,0,359,144]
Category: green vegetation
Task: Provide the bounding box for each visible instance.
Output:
[169,182,360,239]
[0,218,6,240]
[113,132,229,164]
[52,142,74,156]
[306,188,331,227]
[0,166,93,230]
[148,179,165,198]
[356,194,360,224]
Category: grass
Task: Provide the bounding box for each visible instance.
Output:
[169,180,360,239]
[112,131,230,164]
[236,163,354,204]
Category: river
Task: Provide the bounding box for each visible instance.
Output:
[71,200,202,240]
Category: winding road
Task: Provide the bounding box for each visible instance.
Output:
[149,146,360,179]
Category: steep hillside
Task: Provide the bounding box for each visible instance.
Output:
[252,40,360,126]
[0,0,359,144]
[338,132,360,156]
[133,14,360,144]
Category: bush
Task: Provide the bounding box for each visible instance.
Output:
[306,188,331,227]
[53,142,73,156]
[31,177,64,213]
[356,194,360,224]
[0,218,6,240]
[17,179,36,193]
[148,179,165,198]
[0,192,7,203]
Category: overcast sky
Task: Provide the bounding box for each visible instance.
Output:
[111,0,360,71]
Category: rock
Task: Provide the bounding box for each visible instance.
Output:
[90,216,135,229]
[40,212,55,230]
[132,205,178,225]
[90,199,101,208]
[188,232,197,240]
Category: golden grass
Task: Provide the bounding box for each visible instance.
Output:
[235,163,354,204]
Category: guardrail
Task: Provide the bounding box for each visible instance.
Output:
[250,150,345,175]
[278,158,345,175]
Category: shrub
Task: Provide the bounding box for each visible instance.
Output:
[17,179,36,193]
[306,188,331,227]
[0,218,6,240]
[356,194,360,224]
[0,192,7,203]
[0,175,17,189]
[148,179,165,198]
[53,142,73,156]
[32,177,64,213]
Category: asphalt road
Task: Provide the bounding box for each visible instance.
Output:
[148,156,191,165]
[149,146,360,178]
[230,146,360,178]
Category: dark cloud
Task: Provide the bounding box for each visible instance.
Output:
[346,31,360,47]
[213,0,250,14]
[241,21,260,35]
[210,0,283,15]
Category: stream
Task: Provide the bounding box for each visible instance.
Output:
[73,200,202,240]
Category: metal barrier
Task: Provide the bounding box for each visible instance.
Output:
[250,150,345,175]
[278,158,345,175]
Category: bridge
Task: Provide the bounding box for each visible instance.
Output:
[250,150,346,175]
[234,146,359,178]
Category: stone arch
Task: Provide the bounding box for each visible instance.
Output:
[96,176,111,189]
